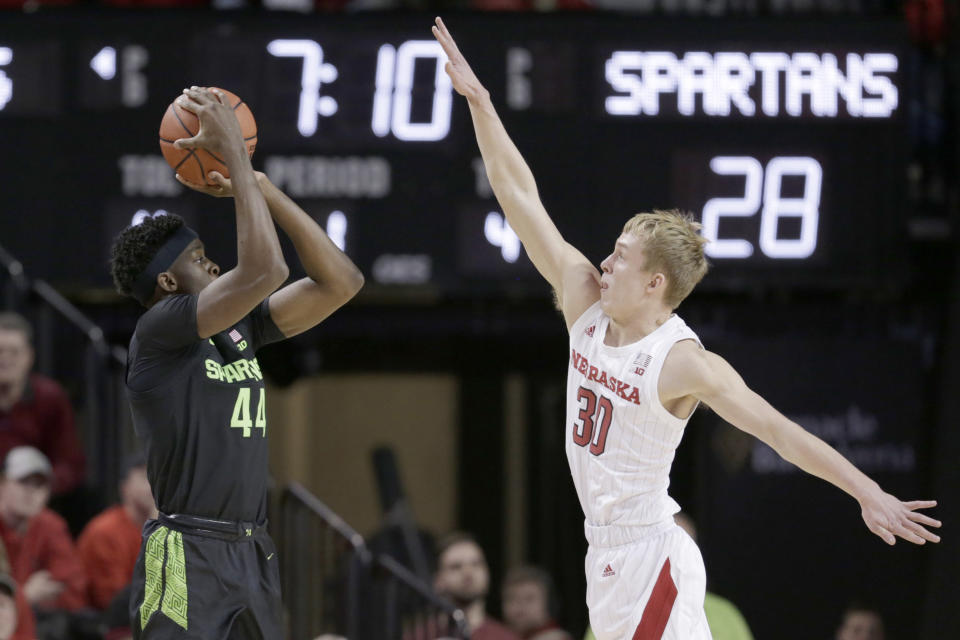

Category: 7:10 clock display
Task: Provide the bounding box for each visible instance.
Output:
[0,12,908,293]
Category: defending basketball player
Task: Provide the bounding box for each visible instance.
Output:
[109,86,363,639]
[432,18,940,640]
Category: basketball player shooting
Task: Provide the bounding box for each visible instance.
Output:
[109,86,363,640]
[432,18,940,640]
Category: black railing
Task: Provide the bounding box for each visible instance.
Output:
[278,482,470,640]
[0,242,132,500]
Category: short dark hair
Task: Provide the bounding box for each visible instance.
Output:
[435,531,483,566]
[502,565,559,616]
[502,565,551,593]
[842,601,884,620]
[0,312,32,344]
[109,214,185,298]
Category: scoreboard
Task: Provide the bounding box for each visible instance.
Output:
[0,12,909,296]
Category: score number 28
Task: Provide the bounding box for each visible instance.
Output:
[701,155,822,259]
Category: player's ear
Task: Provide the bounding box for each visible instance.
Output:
[648,272,665,291]
[157,271,178,293]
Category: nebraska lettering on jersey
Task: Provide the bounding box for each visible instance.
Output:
[205,357,263,383]
[570,348,642,406]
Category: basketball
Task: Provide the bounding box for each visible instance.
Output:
[158,87,257,186]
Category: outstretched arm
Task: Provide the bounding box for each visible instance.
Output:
[174,87,288,339]
[178,171,364,338]
[433,17,599,329]
[660,341,941,546]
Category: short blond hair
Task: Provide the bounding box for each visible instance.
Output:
[622,209,709,309]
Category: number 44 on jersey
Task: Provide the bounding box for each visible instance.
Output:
[231,387,266,438]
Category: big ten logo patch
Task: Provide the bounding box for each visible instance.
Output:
[229,328,248,351]
[633,352,652,376]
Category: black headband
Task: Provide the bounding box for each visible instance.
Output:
[132,226,199,304]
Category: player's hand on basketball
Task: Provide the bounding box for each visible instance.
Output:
[173,86,244,156]
[177,170,234,197]
[859,490,940,546]
[176,170,269,198]
[432,17,488,102]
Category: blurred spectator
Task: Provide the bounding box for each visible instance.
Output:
[0,313,85,496]
[77,453,155,611]
[501,566,571,640]
[469,0,591,8]
[904,0,948,46]
[0,532,34,640]
[0,567,33,640]
[674,513,754,640]
[435,532,520,640]
[836,603,885,640]
[0,574,19,640]
[0,1,77,8]
[99,1,208,6]
[0,447,86,614]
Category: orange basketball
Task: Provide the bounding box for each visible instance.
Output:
[158,87,257,187]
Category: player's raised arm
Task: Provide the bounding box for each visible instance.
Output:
[174,87,288,339]
[258,176,364,337]
[432,17,600,329]
[181,171,364,338]
[660,341,941,546]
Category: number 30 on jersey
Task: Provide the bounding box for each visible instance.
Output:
[231,387,267,438]
[572,386,613,455]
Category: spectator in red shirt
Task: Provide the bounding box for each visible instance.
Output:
[0,573,28,640]
[435,532,520,640]
[0,446,86,617]
[502,566,572,640]
[0,313,85,496]
[77,453,155,610]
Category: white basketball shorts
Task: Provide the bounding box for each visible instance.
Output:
[584,520,711,640]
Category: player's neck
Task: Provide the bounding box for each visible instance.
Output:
[605,306,671,347]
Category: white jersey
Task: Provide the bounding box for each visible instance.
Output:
[565,301,702,527]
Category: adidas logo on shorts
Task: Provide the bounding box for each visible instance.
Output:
[601,564,615,578]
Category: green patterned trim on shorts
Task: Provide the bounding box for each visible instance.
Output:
[161,530,189,629]
[140,527,169,630]
[139,526,189,631]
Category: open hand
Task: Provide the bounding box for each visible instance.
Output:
[432,17,487,102]
[173,86,244,157]
[860,491,940,545]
